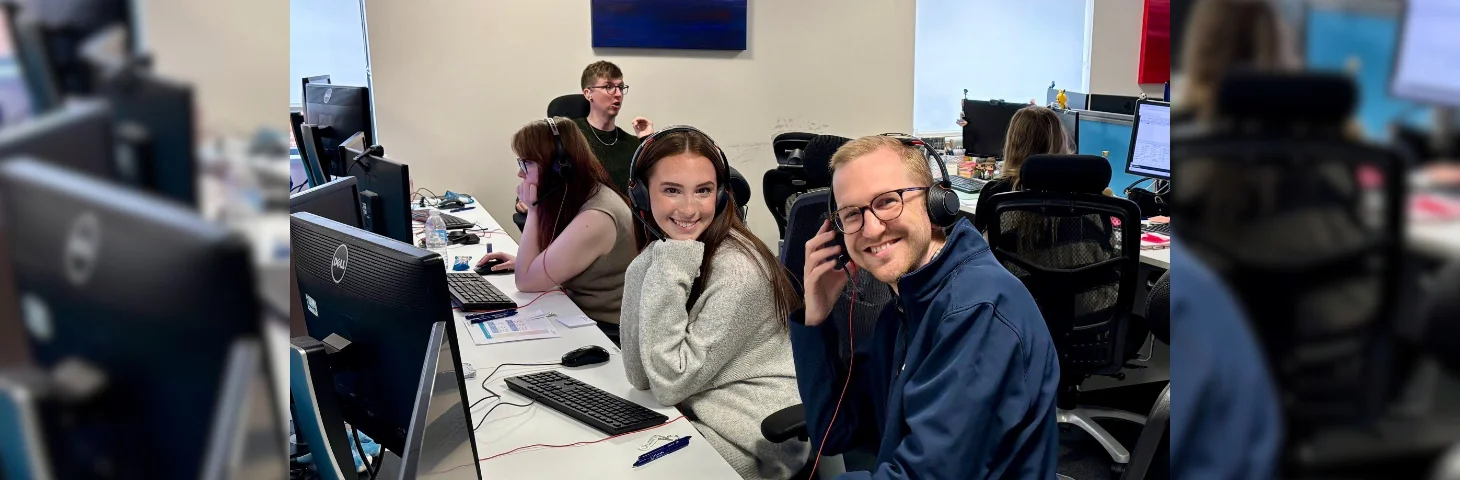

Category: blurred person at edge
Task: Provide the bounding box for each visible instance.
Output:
[1170,0,1291,478]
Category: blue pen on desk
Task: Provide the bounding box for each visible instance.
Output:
[450,206,476,213]
[633,435,691,468]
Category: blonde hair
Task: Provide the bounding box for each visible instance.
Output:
[1000,106,1071,190]
[1178,0,1295,119]
[828,136,934,187]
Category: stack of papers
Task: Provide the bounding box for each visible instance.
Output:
[464,310,560,345]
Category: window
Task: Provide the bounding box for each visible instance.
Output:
[289,0,371,107]
[913,0,1089,135]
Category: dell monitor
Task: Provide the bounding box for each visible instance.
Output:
[397,321,482,480]
[1088,94,1140,115]
[1390,0,1460,109]
[0,157,282,478]
[290,211,453,455]
[962,99,1025,158]
[289,176,363,336]
[303,83,374,177]
[0,98,114,176]
[301,74,331,107]
[341,137,413,245]
[292,111,330,189]
[1126,99,1171,180]
[100,70,198,206]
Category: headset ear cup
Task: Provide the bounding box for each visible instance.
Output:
[716,188,730,217]
[926,184,960,227]
[629,182,650,213]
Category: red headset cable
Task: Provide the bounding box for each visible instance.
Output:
[809,269,857,479]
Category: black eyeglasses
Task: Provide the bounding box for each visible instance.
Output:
[517,158,531,174]
[832,187,929,234]
[587,84,629,94]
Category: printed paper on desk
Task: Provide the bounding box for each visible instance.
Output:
[474,310,560,345]
[556,315,597,328]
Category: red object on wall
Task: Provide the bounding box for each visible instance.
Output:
[1139,0,1171,84]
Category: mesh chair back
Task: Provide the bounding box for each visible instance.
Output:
[781,188,893,362]
[985,191,1142,376]
[1172,73,1408,441]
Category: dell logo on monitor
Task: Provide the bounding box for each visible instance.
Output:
[322,88,333,104]
[331,244,349,283]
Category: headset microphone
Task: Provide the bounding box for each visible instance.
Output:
[632,211,666,242]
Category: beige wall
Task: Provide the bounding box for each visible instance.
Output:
[363,0,915,247]
[1088,0,1165,98]
[136,0,290,136]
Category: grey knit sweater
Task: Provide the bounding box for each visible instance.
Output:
[621,236,810,480]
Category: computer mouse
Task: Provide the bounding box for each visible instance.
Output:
[561,345,610,367]
[475,258,512,275]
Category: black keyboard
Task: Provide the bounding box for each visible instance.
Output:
[505,371,668,435]
[446,272,518,311]
[412,210,475,230]
[1142,222,1172,236]
[949,176,988,193]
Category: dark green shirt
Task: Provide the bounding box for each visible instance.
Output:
[573,117,642,193]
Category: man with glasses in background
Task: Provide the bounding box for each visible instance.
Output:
[515,61,652,217]
[790,135,1060,478]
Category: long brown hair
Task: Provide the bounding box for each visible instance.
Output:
[512,117,626,251]
[1000,106,1071,190]
[632,130,802,326]
[1179,0,1293,119]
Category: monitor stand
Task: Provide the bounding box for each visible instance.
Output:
[289,336,363,480]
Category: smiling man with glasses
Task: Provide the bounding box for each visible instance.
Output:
[790,135,1060,479]
[572,61,654,193]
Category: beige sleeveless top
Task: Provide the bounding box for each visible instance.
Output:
[561,185,638,325]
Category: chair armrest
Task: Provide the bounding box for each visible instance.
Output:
[760,403,808,443]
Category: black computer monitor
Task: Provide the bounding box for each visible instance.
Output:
[291,211,453,454]
[1,2,59,114]
[0,158,281,478]
[341,137,412,245]
[1088,94,1140,115]
[1390,0,1460,109]
[1126,99,1171,180]
[303,83,374,177]
[292,111,329,189]
[301,74,331,106]
[0,98,115,178]
[291,176,363,228]
[1056,109,1080,151]
[397,321,482,480]
[962,99,1025,158]
[100,70,198,206]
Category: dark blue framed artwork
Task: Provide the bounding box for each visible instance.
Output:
[591,0,748,51]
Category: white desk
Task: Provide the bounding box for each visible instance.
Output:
[956,191,1172,270]
[1409,220,1460,262]
[416,203,741,480]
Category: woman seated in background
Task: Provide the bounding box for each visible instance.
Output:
[973,105,1113,234]
[476,117,638,343]
[618,127,809,479]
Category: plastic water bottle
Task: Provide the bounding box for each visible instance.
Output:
[424,210,449,254]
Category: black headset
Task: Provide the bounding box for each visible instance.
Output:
[545,117,574,178]
[626,125,733,220]
[827,133,961,229]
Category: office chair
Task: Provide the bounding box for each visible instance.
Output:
[1421,261,1460,377]
[1145,270,1169,345]
[981,154,1146,475]
[1173,72,1434,473]
[1119,383,1170,480]
[546,93,590,119]
[764,134,847,242]
[759,188,883,479]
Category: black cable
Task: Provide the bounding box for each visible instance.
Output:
[351,427,376,480]
[473,399,536,431]
[468,362,559,410]
[415,187,441,207]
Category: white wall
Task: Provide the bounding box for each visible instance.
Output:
[136,0,289,136]
[1088,0,1165,97]
[363,0,915,247]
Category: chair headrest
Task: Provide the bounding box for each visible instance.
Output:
[773,132,817,163]
[726,166,750,208]
[803,134,851,188]
[1216,71,1356,122]
[1019,154,1111,194]
[546,94,590,119]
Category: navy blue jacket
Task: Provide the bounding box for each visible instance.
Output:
[789,219,1061,479]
